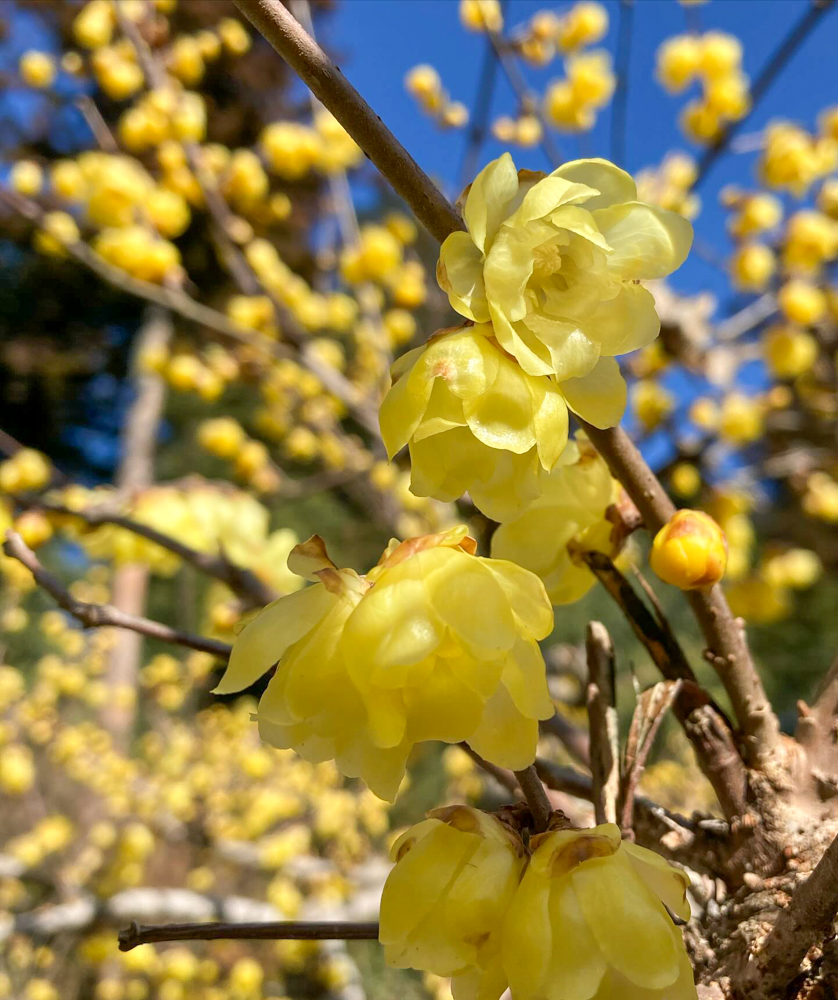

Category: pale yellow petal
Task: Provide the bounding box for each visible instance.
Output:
[501,863,552,998]
[483,226,537,323]
[551,158,637,210]
[571,852,680,989]
[623,842,691,922]
[592,283,660,357]
[484,557,554,639]
[417,329,500,400]
[501,637,554,721]
[437,231,491,322]
[550,205,611,251]
[464,152,519,252]
[521,313,600,381]
[463,356,537,455]
[404,659,486,744]
[593,202,693,280]
[506,176,599,226]
[545,877,608,1000]
[469,683,538,770]
[490,304,555,377]
[379,363,433,458]
[213,584,336,694]
[559,356,627,429]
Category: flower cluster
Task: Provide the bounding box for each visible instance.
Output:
[216,527,554,801]
[381,809,696,1000]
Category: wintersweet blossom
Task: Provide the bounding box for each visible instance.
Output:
[491,435,625,604]
[214,527,554,801]
[437,155,692,394]
[380,322,583,521]
[380,805,525,1000]
[502,823,697,1000]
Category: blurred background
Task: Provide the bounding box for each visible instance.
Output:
[1,1,837,998]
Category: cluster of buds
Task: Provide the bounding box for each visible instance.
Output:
[636,152,701,221]
[512,2,608,67]
[405,64,469,130]
[657,31,750,143]
[759,118,838,196]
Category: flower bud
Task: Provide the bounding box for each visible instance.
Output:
[650,509,727,589]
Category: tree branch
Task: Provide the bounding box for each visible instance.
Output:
[513,764,553,832]
[585,622,619,824]
[119,919,380,951]
[2,531,231,660]
[740,831,838,1000]
[15,495,278,609]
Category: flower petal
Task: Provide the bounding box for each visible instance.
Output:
[551,158,637,210]
[593,202,693,280]
[501,637,554,720]
[463,355,537,455]
[546,877,608,1000]
[379,362,433,459]
[213,584,337,694]
[437,232,490,322]
[404,659,487,744]
[484,557,554,639]
[464,152,519,252]
[593,283,661,357]
[469,683,539,770]
[501,859,552,998]
[623,842,691,922]
[506,175,599,227]
[559,356,627,429]
[571,851,681,989]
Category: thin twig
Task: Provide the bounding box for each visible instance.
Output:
[610,0,634,166]
[488,32,563,169]
[2,531,231,660]
[14,495,278,609]
[694,0,836,187]
[585,622,619,824]
[513,765,553,832]
[460,743,520,796]
[619,679,682,838]
[539,713,591,768]
[119,920,380,952]
[457,30,501,190]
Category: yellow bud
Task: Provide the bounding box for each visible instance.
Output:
[73,0,114,49]
[19,51,56,89]
[459,0,503,33]
[719,392,763,445]
[763,324,818,378]
[51,160,86,201]
[656,35,701,93]
[217,17,251,56]
[34,211,80,257]
[14,511,53,549]
[730,243,775,291]
[0,744,35,794]
[700,31,742,79]
[778,279,827,325]
[405,64,441,100]
[10,160,43,196]
[197,418,247,459]
[557,2,609,52]
[670,462,701,499]
[680,99,723,143]
[650,509,727,589]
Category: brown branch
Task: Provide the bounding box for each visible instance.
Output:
[739,832,838,1000]
[582,551,749,820]
[580,423,779,763]
[2,531,231,660]
[488,32,563,168]
[119,920,380,952]
[513,764,553,832]
[460,743,521,796]
[620,679,682,838]
[585,622,619,824]
[231,0,464,244]
[234,0,777,767]
[15,495,278,609]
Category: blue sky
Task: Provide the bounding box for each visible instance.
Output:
[323,0,838,315]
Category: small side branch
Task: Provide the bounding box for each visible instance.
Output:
[513,764,554,832]
[585,622,619,824]
[2,531,231,660]
[119,920,380,952]
[16,495,278,609]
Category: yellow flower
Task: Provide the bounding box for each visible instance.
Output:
[763,324,818,378]
[502,823,696,1000]
[650,509,727,590]
[491,435,621,604]
[380,806,525,998]
[214,528,554,800]
[778,279,827,326]
[730,243,775,292]
[437,155,692,391]
[380,323,583,521]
